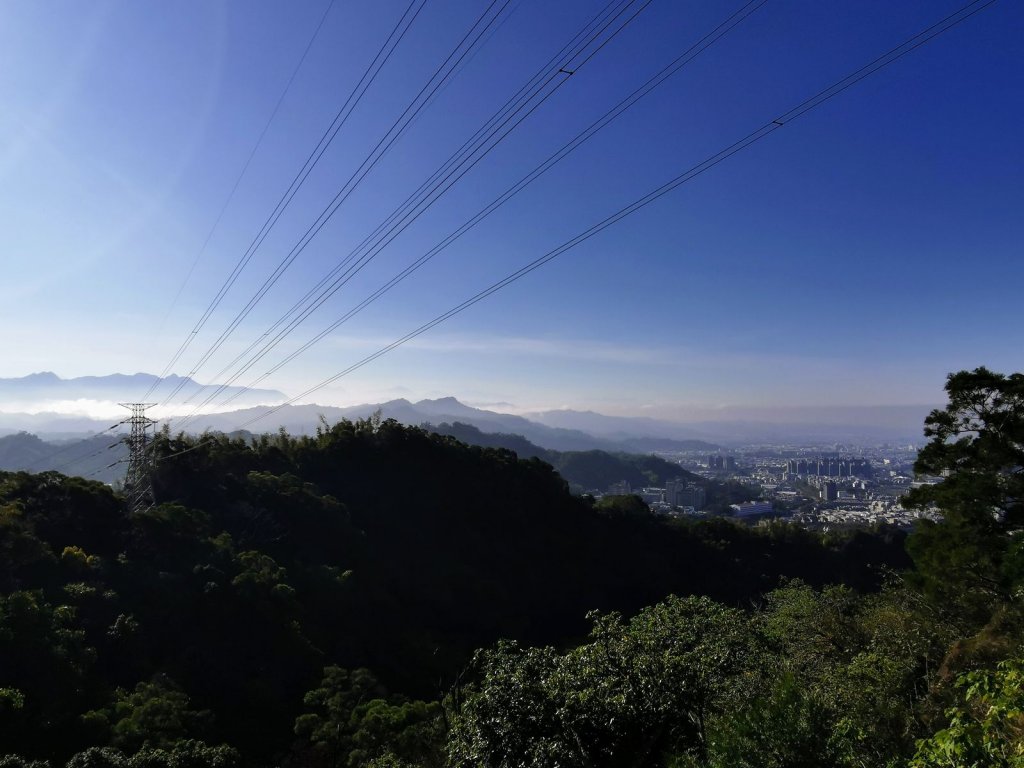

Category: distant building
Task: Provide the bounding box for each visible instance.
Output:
[640,487,665,505]
[822,481,838,501]
[725,456,736,471]
[685,485,706,510]
[665,478,685,506]
[731,500,773,517]
[665,477,705,510]
[607,480,631,496]
[787,457,873,478]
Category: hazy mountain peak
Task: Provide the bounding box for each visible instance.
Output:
[378,398,413,408]
[0,371,287,411]
[420,396,462,406]
[412,397,485,418]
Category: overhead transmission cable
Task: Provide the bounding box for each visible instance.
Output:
[152,0,340,343]
[48,441,123,477]
[176,0,766,425]
[193,0,648,401]
[159,0,519,407]
[172,0,653,425]
[160,0,999,443]
[83,462,125,481]
[184,0,637,409]
[409,0,529,129]
[145,0,427,401]
[25,422,125,472]
[166,0,645,416]
[363,0,641,191]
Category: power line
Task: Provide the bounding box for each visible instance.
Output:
[172,0,652,425]
[146,0,427,401]
[160,0,525,407]
[186,0,632,405]
[183,0,766,420]
[83,461,125,482]
[167,0,647,417]
[48,441,122,477]
[172,0,993,441]
[152,0,340,341]
[407,0,529,131]
[25,422,125,472]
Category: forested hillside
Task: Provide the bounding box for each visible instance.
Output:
[0,432,126,482]
[2,369,1023,767]
[1,420,704,494]
[0,417,905,767]
[426,421,704,490]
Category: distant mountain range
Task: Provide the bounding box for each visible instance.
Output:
[0,376,935,488]
[178,398,932,447]
[0,431,128,483]
[0,420,702,493]
[0,372,285,409]
[526,408,709,441]
[177,398,719,454]
[0,372,934,446]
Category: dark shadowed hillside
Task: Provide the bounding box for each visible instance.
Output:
[0,417,911,766]
[0,432,127,482]
[426,421,698,491]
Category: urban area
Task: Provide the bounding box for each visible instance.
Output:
[594,443,941,531]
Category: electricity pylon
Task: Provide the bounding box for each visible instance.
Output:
[119,403,157,514]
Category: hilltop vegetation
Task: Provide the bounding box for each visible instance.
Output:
[1,368,1023,766]
[0,418,708,493]
[427,420,704,491]
[0,432,126,482]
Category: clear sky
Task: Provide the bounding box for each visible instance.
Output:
[1,0,1021,419]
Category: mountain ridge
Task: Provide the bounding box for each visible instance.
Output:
[0,372,933,445]
[0,371,287,409]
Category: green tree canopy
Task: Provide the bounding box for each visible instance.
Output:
[448,595,757,767]
[906,368,1024,617]
[911,657,1024,767]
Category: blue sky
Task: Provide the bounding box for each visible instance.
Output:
[1,0,1021,419]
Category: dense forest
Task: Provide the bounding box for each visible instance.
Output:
[428,419,690,487]
[1,368,1022,767]
[0,421,721,496]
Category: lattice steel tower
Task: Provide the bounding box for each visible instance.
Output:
[119,403,157,514]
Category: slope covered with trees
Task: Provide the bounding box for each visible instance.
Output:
[0,432,126,482]
[1,368,1023,766]
[426,420,702,491]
